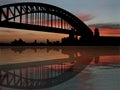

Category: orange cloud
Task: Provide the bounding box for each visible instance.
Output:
[76,13,95,22]
[89,26,120,36]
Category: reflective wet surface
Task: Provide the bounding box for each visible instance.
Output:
[0,46,120,90]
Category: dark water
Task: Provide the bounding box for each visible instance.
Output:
[0,46,120,90]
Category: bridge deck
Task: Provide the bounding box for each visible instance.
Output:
[0,22,73,34]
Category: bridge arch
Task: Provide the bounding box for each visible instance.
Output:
[0,2,93,37]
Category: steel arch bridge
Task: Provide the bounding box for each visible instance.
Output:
[0,2,93,37]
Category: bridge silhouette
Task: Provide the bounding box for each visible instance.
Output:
[0,2,93,39]
[0,2,120,46]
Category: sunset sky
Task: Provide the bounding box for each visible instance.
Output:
[0,0,120,43]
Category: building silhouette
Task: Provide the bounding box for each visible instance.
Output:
[94,28,100,37]
[11,38,26,45]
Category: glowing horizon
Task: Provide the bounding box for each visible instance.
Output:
[0,26,120,43]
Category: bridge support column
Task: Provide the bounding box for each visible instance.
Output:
[51,14,53,27]
[25,6,28,24]
[20,6,22,23]
[13,7,16,22]
[6,7,9,22]
[69,28,77,39]
[0,8,1,21]
[68,29,78,45]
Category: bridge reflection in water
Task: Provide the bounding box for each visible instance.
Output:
[0,46,119,89]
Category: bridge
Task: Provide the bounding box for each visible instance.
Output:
[0,2,93,38]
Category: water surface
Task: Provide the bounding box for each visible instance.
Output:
[0,46,120,90]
